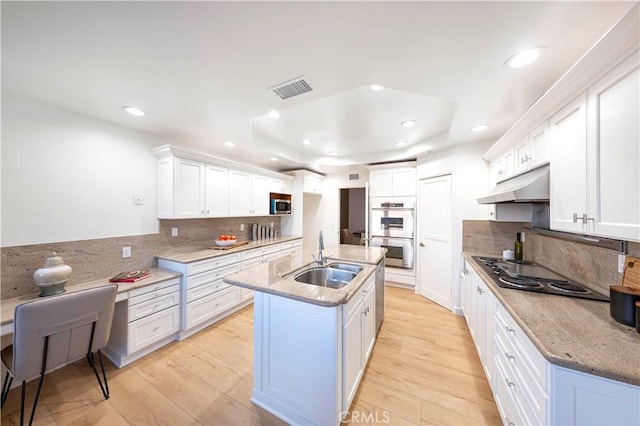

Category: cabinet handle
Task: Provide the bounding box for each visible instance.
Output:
[504,351,515,361]
[505,377,515,388]
[419,242,425,247]
[476,286,484,294]
[505,416,515,426]
[153,304,160,309]
[152,325,160,332]
[504,326,515,334]
[573,213,592,223]
[520,155,532,164]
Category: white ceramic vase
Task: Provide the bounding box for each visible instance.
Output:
[33,252,72,297]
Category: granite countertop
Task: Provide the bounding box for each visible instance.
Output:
[155,235,303,264]
[463,251,640,386]
[223,244,386,307]
[1,267,181,329]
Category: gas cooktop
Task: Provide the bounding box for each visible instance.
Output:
[472,256,609,302]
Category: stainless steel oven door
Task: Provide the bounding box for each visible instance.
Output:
[370,237,414,269]
[369,207,414,238]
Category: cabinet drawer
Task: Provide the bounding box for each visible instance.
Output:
[128,290,180,322]
[128,305,180,354]
[186,280,230,302]
[495,333,547,424]
[495,354,531,426]
[186,254,240,276]
[128,277,180,299]
[186,263,239,290]
[343,277,374,323]
[185,286,239,329]
[129,282,180,306]
[495,303,547,389]
[241,247,263,261]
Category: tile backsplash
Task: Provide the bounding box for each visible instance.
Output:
[462,219,640,296]
[1,217,281,299]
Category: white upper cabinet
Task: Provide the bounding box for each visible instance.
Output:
[491,148,515,183]
[153,145,292,219]
[228,170,271,216]
[368,165,416,197]
[550,51,639,241]
[514,122,549,174]
[586,52,639,241]
[204,164,229,217]
[157,157,229,219]
[270,178,292,195]
[549,94,588,234]
[303,174,323,195]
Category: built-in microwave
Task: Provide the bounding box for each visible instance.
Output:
[270,198,291,215]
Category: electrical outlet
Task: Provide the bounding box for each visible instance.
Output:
[171,227,178,237]
[618,254,627,273]
[521,232,525,242]
[133,194,143,205]
[122,247,131,258]
[270,222,274,228]
[240,224,245,231]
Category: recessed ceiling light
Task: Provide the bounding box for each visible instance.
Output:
[329,150,339,156]
[401,120,416,128]
[302,139,312,145]
[505,47,545,68]
[268,110,281,119]
[396,140,407,147]
[270,157,279,161]
[122,106,146,116]
[369,84,385,91]
[224,141,235,147]
[471,124,491,132]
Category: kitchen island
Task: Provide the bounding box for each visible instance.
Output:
[223,244,386,426]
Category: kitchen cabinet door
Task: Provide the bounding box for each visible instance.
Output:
[251,174,271,216]
[204,164,228,217]
[228,169,252,215]
[362,281,376,360]
[342,303,363,409]
[530,122,549,167]
[368,170,392,197]
[175,158,206,218]
[586,52,640,241]
[549,94,588,233]
[514,136,533,174]
[391,168,416,196]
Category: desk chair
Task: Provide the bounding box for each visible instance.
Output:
[1,285,117,425]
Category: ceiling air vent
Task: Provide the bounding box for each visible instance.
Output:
[269,76,313,100]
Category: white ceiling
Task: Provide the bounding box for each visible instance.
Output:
[2,1,636,173]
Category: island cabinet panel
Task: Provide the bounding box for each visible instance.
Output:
[251,272,377,426]
[252,292,341,426]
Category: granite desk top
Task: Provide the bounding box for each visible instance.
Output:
[223,244,386,307]
[463,252,639,386]
[1,268,181,334]
[155,235,303,264]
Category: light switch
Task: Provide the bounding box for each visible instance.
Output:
[171,227,178,237]
[122,247,131,258]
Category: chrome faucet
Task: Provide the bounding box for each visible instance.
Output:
[312,231,325,266]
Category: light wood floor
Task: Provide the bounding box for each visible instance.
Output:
[1,287,500,425]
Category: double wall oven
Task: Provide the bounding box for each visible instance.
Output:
[369,199,414,269]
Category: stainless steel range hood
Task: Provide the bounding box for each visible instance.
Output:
[477,164,549,204]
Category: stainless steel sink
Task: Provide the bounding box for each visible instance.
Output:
[294,267,357,289]
[327,262,364,274]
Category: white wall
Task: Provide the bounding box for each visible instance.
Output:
[1,96,171,246]
[416,141,493,313]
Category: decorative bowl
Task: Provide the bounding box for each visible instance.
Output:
[214,239,237,247]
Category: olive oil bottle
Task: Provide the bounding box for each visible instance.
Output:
[514,232,523,261]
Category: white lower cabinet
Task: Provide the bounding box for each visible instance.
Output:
[158,240,302,340]
[465,262,640,426]
[343,276,376,410]
[104,277,181,367]
[252,272,376,426]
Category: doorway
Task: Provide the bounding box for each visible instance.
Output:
[339,188,366,245]
[417,174,453,309]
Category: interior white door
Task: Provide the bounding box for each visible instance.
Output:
[417,174,453,309]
